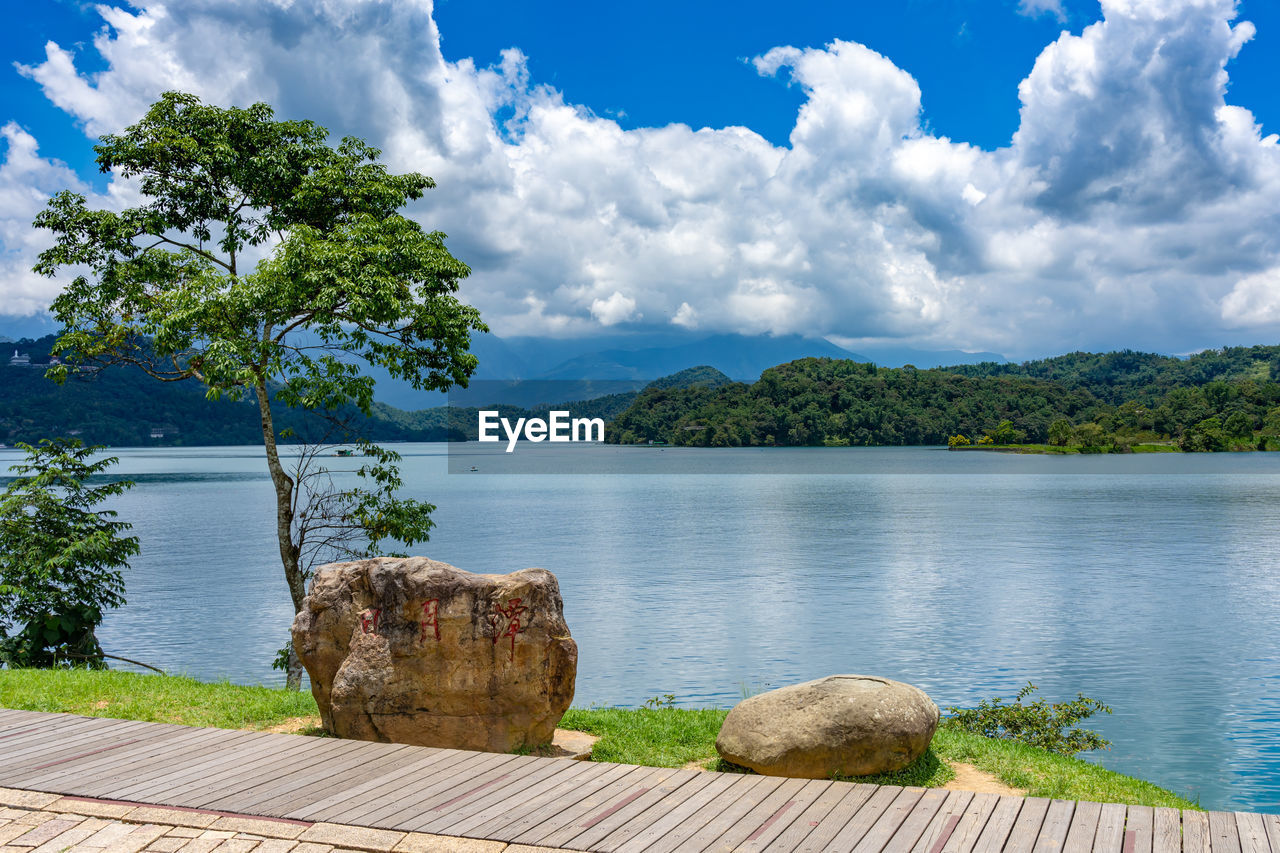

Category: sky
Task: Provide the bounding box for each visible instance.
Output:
[1,0,1278,359]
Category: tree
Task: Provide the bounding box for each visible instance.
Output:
[0,438,138,668]
[1047,418,1073,447]
[986,419,1025,445]
[1073,421,1106,451]
[33,92,486,687]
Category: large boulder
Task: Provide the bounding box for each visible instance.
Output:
[292,556,577,753]
[715,675,939,778]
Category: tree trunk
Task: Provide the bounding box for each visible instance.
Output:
[254,382,308,690]
[286,645,305,691]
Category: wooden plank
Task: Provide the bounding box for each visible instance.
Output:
[200,737,414,809]
[70,729,262,798]
[970,796,1026,853]
[733,779,836,853]
[352,750,530,828]
[0,715,120,758]
[941,792,1002,853]
[1003,797,1052,853]
[1128,806,1155,853]
[420,757,606,837]
[1063,801,1103,853]
[199,739,414,813]
[107,731,313,802]
[113,732,332,807]
[0,716,149,771]
[617,774,771,853]
[1236,812,1271,853]
[679,776,811,853]
[1263,814,1280,853]
[876,788,950,853]
[434,758,608,839]
[810,784,903,853]
[910,790,975,853]
[263,743,443,817]
[472,762,640,842]
[514,765,684,847]
[1208,812,1242,853]
[658,774,786,853]
[762,783,876,853]
[843,786,926,853]
[1152,808,1182,853]
[366,753,538,825]
[554,767,710,851]
[316,748,521,825]
[174,732,364,803]
[287,747,477,822]
[15,726,227,790]
[1033,799,1078,853]
[0,722,179,785]
[1089,804,1127,853]
[1181,811,1210,853]
[613,771,760,853]
[165,732,365,808]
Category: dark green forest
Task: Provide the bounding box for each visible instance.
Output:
[1,335,462,447]
[606,347,1280,451]
[7,332,1280,452]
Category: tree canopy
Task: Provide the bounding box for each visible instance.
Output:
[32,91,486,685]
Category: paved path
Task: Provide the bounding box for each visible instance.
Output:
[2,709,1277,853]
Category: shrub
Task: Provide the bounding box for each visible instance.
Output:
[944,682,1112,756]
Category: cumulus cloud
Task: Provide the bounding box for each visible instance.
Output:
[1,0,1278,358]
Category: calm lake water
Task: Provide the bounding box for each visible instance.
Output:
[2,443,1278,813]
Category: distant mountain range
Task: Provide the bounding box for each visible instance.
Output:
[365,330,1005,409]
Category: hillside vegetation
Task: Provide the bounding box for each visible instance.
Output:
[608,347,1280,450]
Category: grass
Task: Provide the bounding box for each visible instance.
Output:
[0,668,322,732]
[0,670,1197,809]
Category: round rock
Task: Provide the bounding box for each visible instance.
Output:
[715,675,939,778]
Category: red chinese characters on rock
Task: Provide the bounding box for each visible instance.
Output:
[420,599,440,643]
[359,607,381,635]
[489,597,528,662]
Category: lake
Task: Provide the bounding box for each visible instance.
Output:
[1,442,1278,813]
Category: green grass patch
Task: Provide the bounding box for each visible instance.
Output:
[933,725,1197,809]
[0,668,321,732]
[559,706,729,768]
[0,670,1197,809]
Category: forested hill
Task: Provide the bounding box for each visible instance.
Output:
[942,345,1280,405]
[0,335,462,447]
[606,352,1280,448]
[1,333,734,447]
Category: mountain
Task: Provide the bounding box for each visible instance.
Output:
[0,335,462,448]
[532,334,869,382]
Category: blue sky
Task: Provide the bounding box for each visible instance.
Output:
[2,0,1279,358]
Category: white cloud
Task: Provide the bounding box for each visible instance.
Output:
[1,0,1278,358]
[1221,268,1280,327]
[1017,0,1067,21]
[589,292,639,326]
[672,302,699,329]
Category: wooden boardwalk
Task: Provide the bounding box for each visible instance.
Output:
[1,709,1276,853]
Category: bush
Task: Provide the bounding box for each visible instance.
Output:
[944,682,1112,756]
